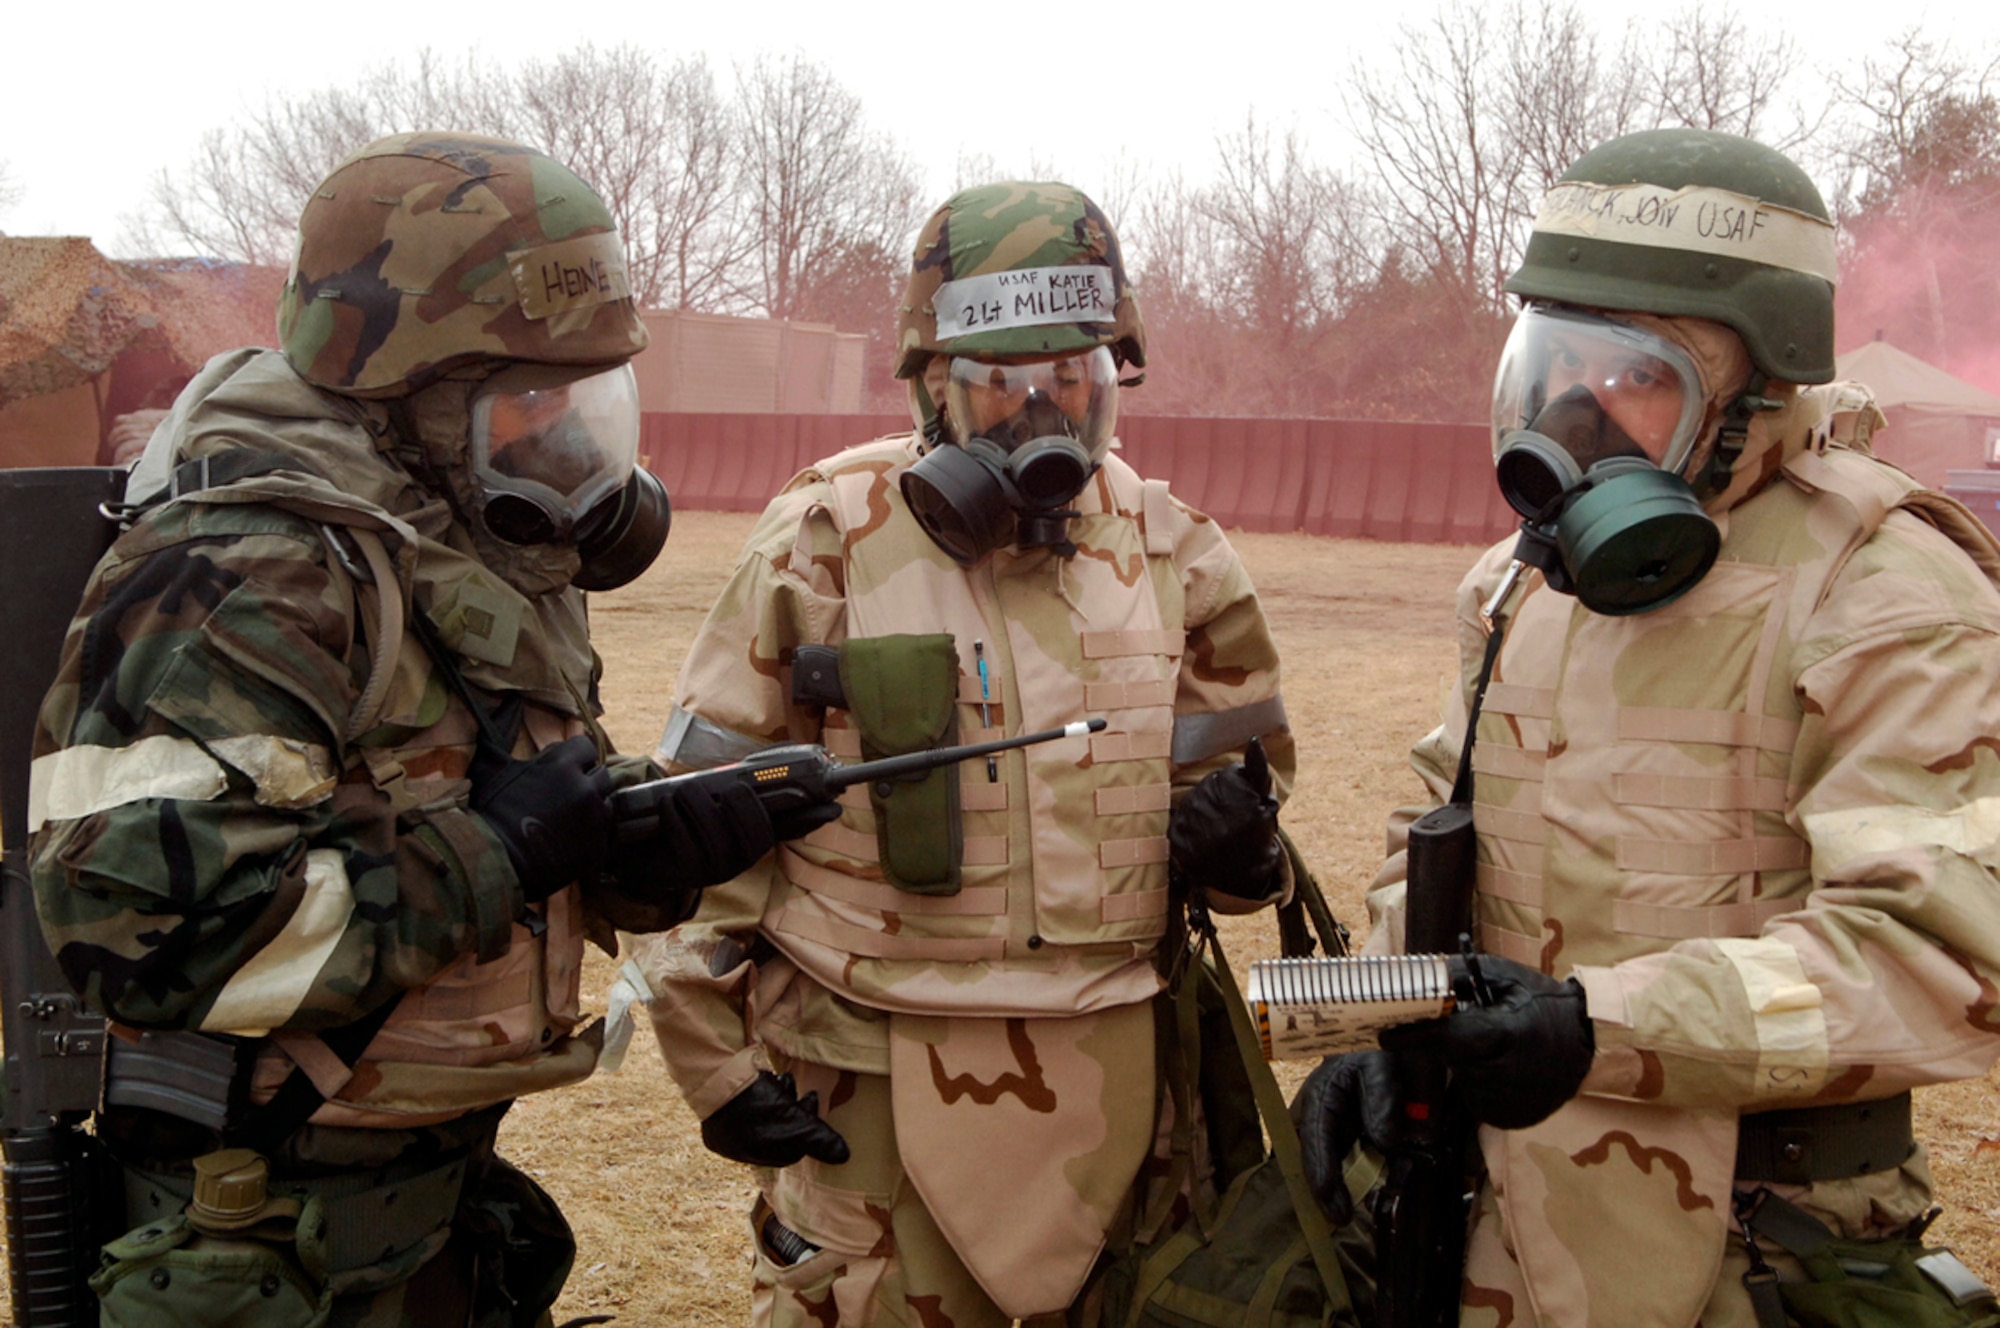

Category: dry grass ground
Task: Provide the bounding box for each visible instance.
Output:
[5,510,1998,1325]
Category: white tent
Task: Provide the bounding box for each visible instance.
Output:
[1834,339,2000,488]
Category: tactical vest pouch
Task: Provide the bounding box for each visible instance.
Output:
[91,1199,333,1328]
[838,634,962,894]
[1738,1188,2000,1328]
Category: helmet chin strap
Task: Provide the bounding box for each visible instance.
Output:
[1695,373,1784,500]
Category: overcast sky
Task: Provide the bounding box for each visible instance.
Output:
[5,0,2000,251]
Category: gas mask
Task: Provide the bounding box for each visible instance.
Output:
[468,362,670,590]
[901,346,1118,565]
[1490,306,1720,615]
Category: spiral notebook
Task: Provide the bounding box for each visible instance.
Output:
[1245,954,1458,1060]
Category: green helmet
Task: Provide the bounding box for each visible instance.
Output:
[278,132,648,399]
[1506,128,1837,384]
[894,181,1145,380]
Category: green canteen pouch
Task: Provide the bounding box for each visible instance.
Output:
[838,633,962,894]
[92,1206,333,1328]
[1779,1234,2000,1328]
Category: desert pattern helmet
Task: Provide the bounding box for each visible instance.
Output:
[894,181,1145,379]
[278,132,648,398]
[1506,128,1838,384]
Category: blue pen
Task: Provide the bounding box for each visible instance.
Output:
[974,639,997,781]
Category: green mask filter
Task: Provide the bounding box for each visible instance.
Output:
[1496,429,1720,617]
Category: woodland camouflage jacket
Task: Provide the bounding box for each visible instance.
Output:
[27,349,653,1129]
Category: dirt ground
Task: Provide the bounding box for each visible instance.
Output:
[5,510,1999,1325]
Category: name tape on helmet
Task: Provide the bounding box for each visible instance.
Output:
[1534,181,1839,286]
[510,232,633,321]
[933,265,1117,340]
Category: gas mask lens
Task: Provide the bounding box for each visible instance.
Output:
[1492,306,1706,484]
[943,345,1119,470]
[471,363,641,546]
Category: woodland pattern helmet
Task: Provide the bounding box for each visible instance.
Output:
[1505,128,1838,384]
[278,132,648,398]
[894,181,1145,379]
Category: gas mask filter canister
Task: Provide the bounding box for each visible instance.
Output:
[1490,307,1720,615]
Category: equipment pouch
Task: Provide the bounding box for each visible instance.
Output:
[838,634,963,894]
[91,1200,333,1328]
[1740,1190,2000,1328]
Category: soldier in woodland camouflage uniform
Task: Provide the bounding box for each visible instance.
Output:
[625,182,1296,1326]
[27,133,790,1327]
[1298,129,2000,1326]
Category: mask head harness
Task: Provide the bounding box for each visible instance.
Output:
[1491,305,1721,615]
[468,362,671,590]
[901,345,1119,566]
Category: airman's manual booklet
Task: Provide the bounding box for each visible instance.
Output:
[1246,954,1456,1060]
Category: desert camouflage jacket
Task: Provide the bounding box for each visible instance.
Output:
[634,433,1293,1114]
[1367,386,2000,1326]
[28,349,649,1127]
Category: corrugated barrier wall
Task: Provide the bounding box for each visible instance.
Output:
[640,413,1518,545]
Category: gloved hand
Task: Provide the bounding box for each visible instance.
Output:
[470,734,613,903]
[1380,953,1594,1130]
[1292,1050,1402,1223]
[1169,736,1284,905]
[604,776,780,902]
[700,1070,851,1168]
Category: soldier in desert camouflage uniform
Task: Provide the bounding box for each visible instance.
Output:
[625,182,1296,1326]
[1298,129,2000,1327]
[27,133,791,1327]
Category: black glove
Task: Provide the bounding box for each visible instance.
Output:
[1380,954,1594,1130]
[700,1070,851,1168]
[470,734,613,903]
[1169,736,1284,903]
[604,776,780,900]
[1292,1050,1402,1223]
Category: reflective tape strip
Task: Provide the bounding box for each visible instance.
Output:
[1103,888,1170,923]
[1092,730,1173,763]
[1483,683,1554,719]
[1172,694,1289,766]
[767,904,1006,960]
[1612,772,1790,812]
[1479,921,1545,968]
[200,848,353,1036]
[1533,181,1840,284]
[778,848,1007,915]
[28,735,229,832]
[1714,937,1829,1100]
[962,836,1010,866]
[1473,744,1545,781]
[208,735,338,810]
[961,780,1008,812]
[1472,802,1545,846]
[1082,629,1183,659]
[1804,796,2000,870]
[1096,784,1172,816]
[1099,836,1169,868]
[1619,708,1800,751]
[655,706,768,770]
[1476,862,1544,907]
[1086,679,1174,711]
[1613,894,1795,940]
[1617,835,1808,876]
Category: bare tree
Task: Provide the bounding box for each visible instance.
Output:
[734,54,923,321]
[1642,6,1812,147]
